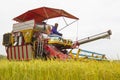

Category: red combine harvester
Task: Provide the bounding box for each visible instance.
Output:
[3,7,112,60]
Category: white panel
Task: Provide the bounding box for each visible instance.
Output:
[13,20,35,32]
[19,46,22,60]
[27,45,32,59]
[23,45,27,60]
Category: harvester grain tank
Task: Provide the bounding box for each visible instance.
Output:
[2,7,112,60]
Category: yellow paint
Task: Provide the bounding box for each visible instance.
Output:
[69,49,75,59]
[76,49,80,59]
[48,39,72,47]
[21,29,33,43]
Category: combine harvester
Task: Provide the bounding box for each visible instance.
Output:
[2,7,112,60]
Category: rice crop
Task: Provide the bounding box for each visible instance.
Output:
[0,59,120,80]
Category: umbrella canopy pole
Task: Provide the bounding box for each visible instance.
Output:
[58,19,78,31]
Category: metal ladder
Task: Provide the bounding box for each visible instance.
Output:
[36,39,44,58]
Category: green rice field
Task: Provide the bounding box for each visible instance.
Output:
[0,59,120,80]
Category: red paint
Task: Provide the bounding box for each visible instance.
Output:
[26,45,28,60]
[22,46,24,60]
[6,47,9,59]
[13,7,78,23]
[10,47,12,60]
[44,45,68,60]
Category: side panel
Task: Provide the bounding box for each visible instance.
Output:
[6,44,33,60]
[13,20,35,32]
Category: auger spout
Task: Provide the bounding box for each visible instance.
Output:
[74,30,112,46]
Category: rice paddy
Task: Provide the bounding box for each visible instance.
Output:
[0,59,120,80]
